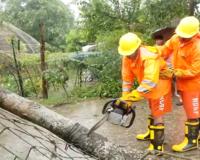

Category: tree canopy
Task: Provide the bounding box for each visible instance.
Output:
[1,0,74,50]
[1,0,200,51]
[77,0,199,46]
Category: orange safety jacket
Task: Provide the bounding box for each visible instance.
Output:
[158,33,200,91]
[122,46,171,99]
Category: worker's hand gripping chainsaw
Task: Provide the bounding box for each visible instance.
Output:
[103,99,136,127]
[87,99,136,136]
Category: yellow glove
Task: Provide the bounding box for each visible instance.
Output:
[114,91,135,109]
[121,90,143,102]
[122,91,130,97]
[174,69,193,77]
[159,68,173,79]
[116,90,143,109]
[114,98,132,110]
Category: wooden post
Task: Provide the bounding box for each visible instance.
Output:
[79,64,83,87]
[17,39,20,53]
[189,0,196,16]
[11,39,25,97]
[39,21,48,99]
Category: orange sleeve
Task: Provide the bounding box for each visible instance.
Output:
[121,57,135,93]
[190,49,200,75]
[157,36,175,60]
[182,49,200,77]
[137,58,159,94]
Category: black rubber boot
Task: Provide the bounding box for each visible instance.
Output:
[148,125,165,152]
[172,121,199,152]
[136,115,154,141]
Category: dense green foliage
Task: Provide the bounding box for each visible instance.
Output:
[65,0,200,53]
[68,0,199,98]
[85,51,121,97]
[65,28,87,52]
[1,0,74,50]
[0,52,70,96]
[77,0,196,44]
[1,0,200,103]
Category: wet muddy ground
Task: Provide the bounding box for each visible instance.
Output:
[52,98,200,160]
[0,97,199,160]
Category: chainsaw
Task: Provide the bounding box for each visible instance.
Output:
[87,99,136,136]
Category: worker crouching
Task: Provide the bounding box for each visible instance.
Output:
[117,32,173,152]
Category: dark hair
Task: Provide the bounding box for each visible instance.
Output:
[154,35,163,40]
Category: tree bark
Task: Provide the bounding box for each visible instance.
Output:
[0,88,146,160]
[188,0,196,16]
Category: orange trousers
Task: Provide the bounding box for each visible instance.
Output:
[180,91,200,119]
[148,91,172,118]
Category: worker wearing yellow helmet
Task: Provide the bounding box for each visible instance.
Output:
[117,32,173,152]
[158,16,200,152]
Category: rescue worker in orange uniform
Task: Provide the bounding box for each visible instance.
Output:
[158,16,200,152]
[117,32,173,152]
[153,33,183,106]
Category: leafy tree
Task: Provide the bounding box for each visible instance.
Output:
[75,0,200,98]
[65,28,87,52]
[78,0,200,44]
[2,0,74,50]
[78,0,143,42]
[142,0,188,32]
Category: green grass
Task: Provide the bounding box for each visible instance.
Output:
[31,84,99,107]
[30,88,69,106]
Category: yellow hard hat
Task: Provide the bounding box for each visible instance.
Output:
[118,32,141,56]
[175,16,199,38]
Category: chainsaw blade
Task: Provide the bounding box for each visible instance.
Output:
[87,113,109,136]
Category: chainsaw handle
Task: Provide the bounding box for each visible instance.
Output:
[124,108,136,128]
[102,99,136,128]
[102,99,116,114]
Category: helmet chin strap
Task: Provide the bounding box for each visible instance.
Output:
[127,48,139,59]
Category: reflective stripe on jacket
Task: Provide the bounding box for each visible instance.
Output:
[122,46,171,99]
[158,33,200,91]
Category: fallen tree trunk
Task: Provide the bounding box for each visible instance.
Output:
[0,88,146,160]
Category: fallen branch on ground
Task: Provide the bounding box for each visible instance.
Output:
[0,88,146,160]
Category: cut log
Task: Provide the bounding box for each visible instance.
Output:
[0,88,146,160]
